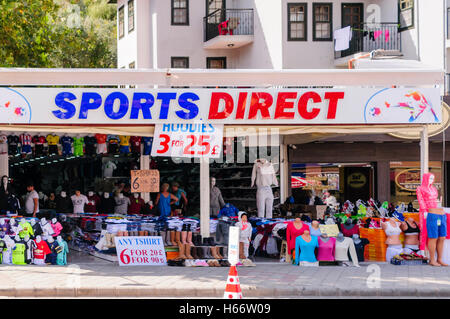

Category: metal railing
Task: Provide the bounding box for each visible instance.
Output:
[335,23,401,59]
[203,9,254,42]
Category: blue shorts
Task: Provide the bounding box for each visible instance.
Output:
[120,145,130,154]
[426,213,447,238]
[21,145,31,154]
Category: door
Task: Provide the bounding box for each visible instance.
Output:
[344,167,372,203]
[341,3,364,56]
[206,0,226,40]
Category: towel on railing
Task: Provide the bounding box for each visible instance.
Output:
[334,26,352,51]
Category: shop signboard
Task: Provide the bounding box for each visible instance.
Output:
[0,87,441,125]
[228,226,240,266]
[319,225,340,237]
[151,123,224,158]
[114,236,167,266]
[130,169,160,193]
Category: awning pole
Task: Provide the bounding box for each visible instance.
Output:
[420,125,429,179]
[200,157,210,239]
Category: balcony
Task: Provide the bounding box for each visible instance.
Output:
[334,23,401,66]
[203,9,254,49]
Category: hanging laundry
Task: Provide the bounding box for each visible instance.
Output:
[369,31,375,41]
[385,30,390,42]
[363,31,368,37]
[334,26,352,51]
[374,30,383,40]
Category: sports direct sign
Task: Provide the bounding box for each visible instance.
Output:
[114,236,167,266]
[0,87,441,124]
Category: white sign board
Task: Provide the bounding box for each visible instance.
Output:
[151,123,224,158]
[0,87,441,124]
[114,236,167,266]
[228,226,240,266]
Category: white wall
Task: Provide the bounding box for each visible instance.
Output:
[117,0,137,69]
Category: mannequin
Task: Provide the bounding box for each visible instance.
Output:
[85,191,101,213]
[0,175,12,212]
[114,192,130,215]
[31,218,43,237]
[400,217,420,253]
[40,218,55,236]
[60,134,73,156]
[294,230,319,265]
[381,217,403,262]
[0,218,10,237]
[416,172,448,266]
[33,235,51,265]
[235,212,252,260]
[335,232,360,267]
[51,218,63,237]
[73,135,84,157]
[317,232,337,261]
[210,177,225,216]
[2,236,15,264]
[56,235,69,265]
[56,191,73,214]
[353,234,370,262]
[0,133,7,155]
[95,133,108,154]
[18,218,34,239]
[128,193,145,215]
[251,158,278,218]
[71,190,89,214]
[24,235,36,264]
[98,192,116,214]
[45,236,58,265]
[130,136,142,155]
[107,135,120,154]
[340,218,360,237]
[286,216,310,258]
[309,220,322,237]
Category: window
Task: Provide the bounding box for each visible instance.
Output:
[128,0,135,33]
[118,5,125,39]
[171,57,189,68]
[206,0,225,24]
[399,0,414,31]
[207,57,226,69]
[313,3,332,41]
[288,3,307,41]
[171,0,189,25]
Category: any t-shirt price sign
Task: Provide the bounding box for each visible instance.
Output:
[115,236,167,266]
[131,170,159,193]
[151,123,223,158]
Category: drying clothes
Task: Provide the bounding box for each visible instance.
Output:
[256,186,274,219]
[384,30,390,42]
[56,195,73,214]
[98,197,116,214]
[33,240,51,264]
[114,196,131,215]
[354,238,370,262]
[317,237,336,261]
[334,26,352,51]
[340,223,360,237]
[71,194,89,214]
[73,137,84,156]
[251,159,278,188]
[335,237,359,266]
[294,235,319,264]
[60,136,73,156]
[50,222,63,237]
[286,222,310,253]
[374,30,383,40]
[210,186,225,215]
[85,194,101,213]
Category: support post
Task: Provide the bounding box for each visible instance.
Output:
[0,154,8,178]
[200,157,210,239]
[280,141,289,203]
[140,155,150,204]
[420,125,429,179]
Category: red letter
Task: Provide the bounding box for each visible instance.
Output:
[324,92,344,119]
[248,92,273,120]
[298,92,321,120]
[208,92,234,120]
[274,92,297,119]
[235,92,248,119]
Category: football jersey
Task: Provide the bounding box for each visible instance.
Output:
[60,136,73,147]
[7,135,19,146]
[108,135,119,144]
[32,135,46,145]
[20,133,32,146]
[33,240,51,260]
[130,136,141,151]
[46,134,59,145]
[119,135,130,146]
[142,137,153,155]
[73,137,84,148]
[95,134,107,144]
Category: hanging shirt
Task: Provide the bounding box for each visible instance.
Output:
[18,221,34,239]
[60,136,73,151]
[32,135,46,145]
[95,134,107,144]
[20,133,32,146]
[84,136,97,155]
[334,26,352,51]
[130,136,141,153]
[142,137,153,155]
[103,161,117,178]
[73,137,84,155]
[46,134,60,145]
[119,135,130,146]
[71,194,89,214]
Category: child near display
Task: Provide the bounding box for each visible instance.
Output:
[235,211,255,266]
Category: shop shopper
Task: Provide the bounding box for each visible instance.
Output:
[25,182,39,218]
[171,182,188,216]
[417,172,448,266]
[155,183,178,218]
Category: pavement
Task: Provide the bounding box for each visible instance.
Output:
[1,251,450,298]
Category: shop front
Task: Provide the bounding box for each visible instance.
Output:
[0,68,445,268]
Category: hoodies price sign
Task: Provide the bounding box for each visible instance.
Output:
[151,123,223,158]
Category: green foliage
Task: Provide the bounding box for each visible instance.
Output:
[0,0,117,68]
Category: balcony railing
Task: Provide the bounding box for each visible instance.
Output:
[203,9,254,43]
[335,23,401,59]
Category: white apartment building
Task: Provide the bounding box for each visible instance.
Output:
[113,0,445,71]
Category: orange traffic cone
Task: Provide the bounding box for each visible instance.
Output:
[223,265,243,299]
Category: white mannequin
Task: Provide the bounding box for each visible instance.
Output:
[14,235,20,242]
[88,191,94,197]
[40,217,46,225]
[20,218,26,223]
[9,218,15,226]
[251,158,278,218]
[52,218,57,224]
[47,236,54,243]
[36,235,42,243]
[57,235,63,242]
[133,193,139,199]
[119,193,124,199]
[61,191,67,198]
[0,218,4,225]
[352,234,361,245]
[104,193,110,199]
[30,219,36,226]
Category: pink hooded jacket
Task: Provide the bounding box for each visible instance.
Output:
[416,173,438,250]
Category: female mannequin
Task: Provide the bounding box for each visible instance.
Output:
[309,220,322,237]
[286,216,310,258]
[0,175,12,212]
[382,217,403,262]
[400,217,420,253]
[317,232,336,261]
[335,232,360,267]
[340,218,360,237]
[416,172,448,266]
[294,230,318,265]
[353,234,370,262]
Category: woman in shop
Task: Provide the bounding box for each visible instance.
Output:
[171,182,188,216]
[155,183,179,218]
[286,214,310,261]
